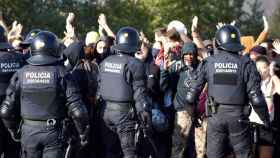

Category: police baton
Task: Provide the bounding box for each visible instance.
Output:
[238,119,279,133]
[65,139,73,158]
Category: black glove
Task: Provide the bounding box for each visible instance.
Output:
[263,119,271,130]
[79,125,90,147]
[139,111,151,124]
[8,129,20,142]
[138,111,153,137]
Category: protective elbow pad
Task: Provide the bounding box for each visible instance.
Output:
[0,101,19,130]
[249,91,266,107]
[249,91,269,122]
[69,105,89,134]
[186,88,197,104]
[0,101,13,118]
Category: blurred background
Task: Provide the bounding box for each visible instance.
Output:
[0,0,279,39]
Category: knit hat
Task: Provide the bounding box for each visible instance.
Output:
[250,45,267,56]
[181,42,197,56]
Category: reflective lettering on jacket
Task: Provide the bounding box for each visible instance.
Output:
[21,65,66,120]
[0,62,21,73]
[0,51,25,96]
[214,62,238,73]
[104,62,123,74]
[207,51,246,105]
[99,54,133,102]
[24,72,52,84]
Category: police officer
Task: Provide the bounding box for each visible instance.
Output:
[0,31,90,158]
[98,27,150,158]
[181,25,270,158]
[0,25,25,158]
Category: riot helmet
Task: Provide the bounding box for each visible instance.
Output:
[215,25,244,52]
[27,31,62,65]
[112,26,140,55]
[20,29,41,48]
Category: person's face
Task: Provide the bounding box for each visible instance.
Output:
[250,51,260,61]
[135,49,149,62]
[183,53,193,66]
[256,61,269,79]
[96,41,107,54]
[84,43,95,58]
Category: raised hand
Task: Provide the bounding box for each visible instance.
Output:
[191,16,198,32]
[230,20,236,26]
[273,39,280,54]
[98,13,107,28]
[66,12,75,25]
[8,21,23,41]
[263,16,269,32]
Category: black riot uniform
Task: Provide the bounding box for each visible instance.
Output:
[0,25,25,158]
[0,31,90,158]
[98,27,150,158]
[182,25,270,158]
[63,41,100,158]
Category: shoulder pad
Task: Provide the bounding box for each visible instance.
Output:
[241,55,252,64]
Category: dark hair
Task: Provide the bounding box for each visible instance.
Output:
[256,55,270,65]
[166,28,181,42]
[154,27,167,36]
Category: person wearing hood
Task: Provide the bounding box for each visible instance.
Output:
[63,41,86,71]
[171,42,199,158]
[62,41,100,158]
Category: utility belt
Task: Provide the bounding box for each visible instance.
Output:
[105,101,134,112]
[23,118,62,128]
[206,96,245,117]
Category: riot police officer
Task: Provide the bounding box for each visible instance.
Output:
[0,31,90,158]
[98,27,150,158]
[181,25,270,158]
[0,25,25,158]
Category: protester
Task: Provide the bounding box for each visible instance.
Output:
[1,8,280,158]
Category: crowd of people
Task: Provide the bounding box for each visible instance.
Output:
[0,11,280,158]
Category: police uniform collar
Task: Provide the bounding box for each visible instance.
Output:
[0,42,14,51]
[27,54,62,66]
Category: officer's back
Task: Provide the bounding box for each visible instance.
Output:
[0,49,25,98]
[0,24,25,158]
[205,51,248,105]
[97,27,149,158]
[184,25,269,158]
[99,53,140,102]
[0,31,90,158]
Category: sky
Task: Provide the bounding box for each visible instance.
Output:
[260,0,279,17]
